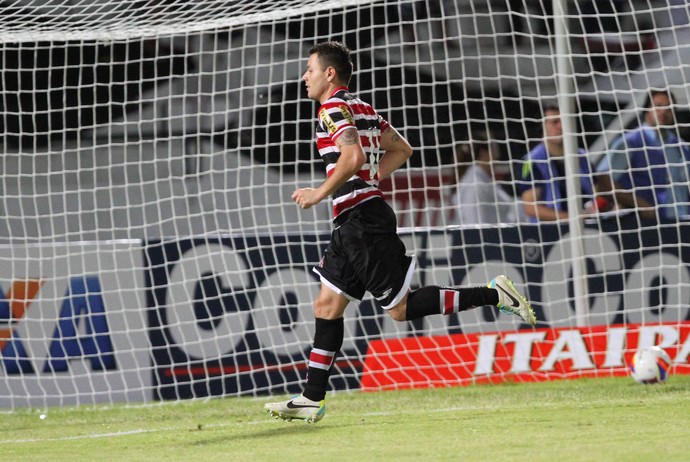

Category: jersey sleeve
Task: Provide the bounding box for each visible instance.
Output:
[378,114,390,133]
[318,99,356,142]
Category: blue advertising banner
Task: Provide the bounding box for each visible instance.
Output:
[145,215,690,400]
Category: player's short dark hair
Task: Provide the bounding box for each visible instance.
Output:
[643,88,675,109]
[308,41,353,85]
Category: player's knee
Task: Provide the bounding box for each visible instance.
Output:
[386,303,407,322]
[313,292,347,320]
[313,297,331,319]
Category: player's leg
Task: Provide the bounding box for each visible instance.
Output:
[263,284,349,423]
[386,285,498,320]
[357,200,535,325]
[265,221,364,424]
[385,276,536,326]
[303,284,348,401]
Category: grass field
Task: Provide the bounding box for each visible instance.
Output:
[2,375,689,461]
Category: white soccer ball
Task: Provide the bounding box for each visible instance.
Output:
[629,346,672,384]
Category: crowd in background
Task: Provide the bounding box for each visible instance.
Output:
[449,88,690,226]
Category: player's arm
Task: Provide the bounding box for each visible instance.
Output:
[377,125,413,180]
[292,127,365,209]
[521,187,568,221]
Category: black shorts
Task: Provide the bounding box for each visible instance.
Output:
[313,198,415,309]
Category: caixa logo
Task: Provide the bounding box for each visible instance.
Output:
[146,236,345,399]
[0,276,117,374]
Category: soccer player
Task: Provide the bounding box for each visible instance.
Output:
[264,41,536,423]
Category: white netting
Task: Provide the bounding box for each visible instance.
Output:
[0,0,689,409]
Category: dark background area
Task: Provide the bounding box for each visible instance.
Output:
[3,3,685,176]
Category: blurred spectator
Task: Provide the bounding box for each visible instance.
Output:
[450,130,524,225]
[518,104,595,222]
[595,89,690,221]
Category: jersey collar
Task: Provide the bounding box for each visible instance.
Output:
[330,86,349,97]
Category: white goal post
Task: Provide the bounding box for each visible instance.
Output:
[0,0,689,409]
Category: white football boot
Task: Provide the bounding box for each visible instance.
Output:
[264,394,326,423]
[488,275,537,326]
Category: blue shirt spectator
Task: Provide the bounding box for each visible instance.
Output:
[595,89,690,221]
[518,104,595,222]
[519,144,595,223]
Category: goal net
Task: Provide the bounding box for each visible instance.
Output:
[1,0,689,409]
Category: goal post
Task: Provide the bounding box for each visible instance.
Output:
[1,0,689,409]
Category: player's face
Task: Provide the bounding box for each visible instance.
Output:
[646,93,674,128]
[302,53,333,103]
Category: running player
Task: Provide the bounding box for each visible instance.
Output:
[264,41,536,423]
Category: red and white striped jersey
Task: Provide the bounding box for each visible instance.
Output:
[315,86,390,219]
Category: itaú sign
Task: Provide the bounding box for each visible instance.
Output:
[359,322,690,390]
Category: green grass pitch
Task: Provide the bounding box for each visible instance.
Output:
[2,375,689,461]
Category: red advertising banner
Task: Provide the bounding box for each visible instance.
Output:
[360,322,690,390]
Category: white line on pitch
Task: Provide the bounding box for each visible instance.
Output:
[0,418,280,445]
[0,429,153,444]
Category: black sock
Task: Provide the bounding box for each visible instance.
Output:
[303,317,344,402]
[405,286,499,321]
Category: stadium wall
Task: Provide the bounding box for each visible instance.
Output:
[1,218,689,407]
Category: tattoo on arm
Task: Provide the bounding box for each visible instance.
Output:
[338,128,360,146]
[383,126,400,142]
